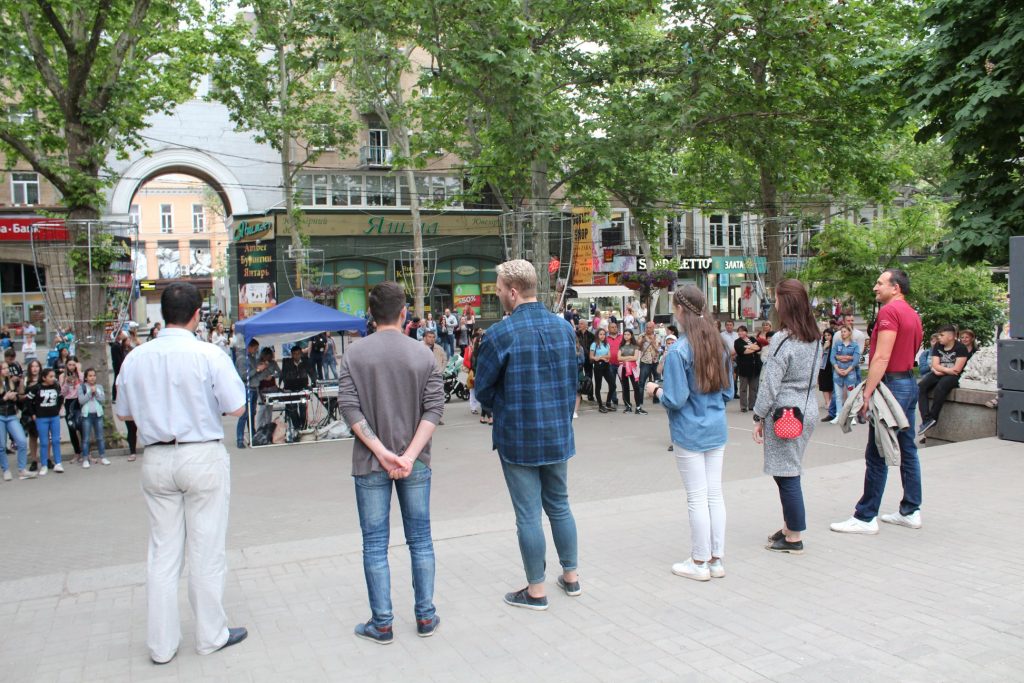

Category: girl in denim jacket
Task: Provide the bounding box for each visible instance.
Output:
[830,325,861,422]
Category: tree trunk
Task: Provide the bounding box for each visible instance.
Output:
[394,126,426,318]
[279,40,304,268]
[529,157,552,307]
[759,165,782,326]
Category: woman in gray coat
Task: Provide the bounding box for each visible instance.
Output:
[752,279,821,554]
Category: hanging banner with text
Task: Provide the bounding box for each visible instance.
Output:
[236,240,277,319]
[571,208,594,285]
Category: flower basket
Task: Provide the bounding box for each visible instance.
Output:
[622,280,643,291]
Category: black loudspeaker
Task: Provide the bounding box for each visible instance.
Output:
[997,339,1024,391]
[1011,236,1024,338]
[997,389,1024,443]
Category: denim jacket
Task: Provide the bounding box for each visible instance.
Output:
[831,340,861,372]
[659,336,733,452]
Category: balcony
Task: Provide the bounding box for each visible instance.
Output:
[359,145,394,168]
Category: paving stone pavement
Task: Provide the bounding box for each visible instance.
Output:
[1,424,1022,681]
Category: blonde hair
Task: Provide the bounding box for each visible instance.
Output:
[496,259,538,296]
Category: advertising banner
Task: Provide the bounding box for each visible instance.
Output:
[740,281,760,320]
[571,208,594,286]
[453,284,482,314]
[236,240,277,319]
[0,218,68,241]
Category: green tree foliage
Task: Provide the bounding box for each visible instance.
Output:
[663,0,917,291]
[210,1,357,251]
[800,201,947,316]
[0,0,210,217]
[906,261,1006,345]
[901,0,1024,264]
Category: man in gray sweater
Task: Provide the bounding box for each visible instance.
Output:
[337,281,445,644]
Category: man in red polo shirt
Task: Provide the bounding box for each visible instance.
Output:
[831,269,923,534]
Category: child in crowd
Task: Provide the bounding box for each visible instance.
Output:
[78,368,109,467]
[27,367,63,475]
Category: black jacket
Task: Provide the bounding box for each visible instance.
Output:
[280,358,314,391]
[26,382,63,418]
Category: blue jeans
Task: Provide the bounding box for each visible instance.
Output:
[36,415,62,466]
[80,414,106,457]
[499,459,578,584]
[774,475,806,532]
[637,362,657,406]
[0,414,28,472]
[855,376,922,521]
[235,389,258,445]
[353,466,436,628]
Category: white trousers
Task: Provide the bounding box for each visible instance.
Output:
[142,441,231,662]
[468,388,481,412]
[674,446,726,562]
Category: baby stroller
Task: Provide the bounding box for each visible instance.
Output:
[443,354,470,403]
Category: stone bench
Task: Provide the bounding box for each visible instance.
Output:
[923,387,997,444]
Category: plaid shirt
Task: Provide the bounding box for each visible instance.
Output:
[474,302,577,465]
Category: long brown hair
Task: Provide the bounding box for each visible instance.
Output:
[775,279,819,343]
[673,285,731,393]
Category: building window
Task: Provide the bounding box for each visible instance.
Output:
[160,204,173,233]
[365,175,397,206]
[666,215,685,251]
[728,214,742,247]
[600,213,626,249]
[709,215,724,247]
[129,204,140,226]
[367,129,390,166]
[192,204,206,233]
[782,225,799,256]
[11,172,39,205]
[297,172,463,209]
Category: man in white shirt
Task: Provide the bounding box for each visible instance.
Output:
[115,282,248,665]
[720,320,739,396]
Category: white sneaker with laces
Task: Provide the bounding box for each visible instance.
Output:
[2,470,11,481]
[708,559,725,579]
[100,458,111,466]
[53,463,65,473]
[39,466,48,476]
[830,516,879,534]
[82,459,90,469]
[829,417,840,425]
[19,469,36,480]
[880,510,921,529]
[671,558,711,582]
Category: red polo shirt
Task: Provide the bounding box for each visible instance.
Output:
[870,298,922,373]
[607,333,623,365]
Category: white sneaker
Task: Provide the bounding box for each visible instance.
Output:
[18,469,36,480]
[829,417,840,425]
[830,516,879,534]
[671,558,711,582]
[880,510,921,529]
[708,559,725,579]
[572,412,579,419]
[2,470,11,481]
[53,463,64,473]
[38,466,48,476]
[100,458,111,466]
[82,459,90,469]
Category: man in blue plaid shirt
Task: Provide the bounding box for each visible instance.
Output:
[474,259,581,611]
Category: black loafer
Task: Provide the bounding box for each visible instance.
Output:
[765,537,804,554]
[217,627,248,652]
[768,529,785,543]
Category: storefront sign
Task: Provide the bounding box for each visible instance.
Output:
[0,218,68,241]
[454,284,482,314]
[571,209,594,285]
[711,256,766,274]
[236,240,277,319]
[676,258,713,271]
[231,219,274,243]
[740,282,760,320]
[280,213,500,237]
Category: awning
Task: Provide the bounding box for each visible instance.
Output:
[565,285,635,298]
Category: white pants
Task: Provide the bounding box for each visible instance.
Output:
[142,441,231,662]
[674,446,726,562]
[468,388,481,413]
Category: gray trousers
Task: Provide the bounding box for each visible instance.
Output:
[738,374,760,410]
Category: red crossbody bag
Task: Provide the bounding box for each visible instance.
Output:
[770,338,820,440]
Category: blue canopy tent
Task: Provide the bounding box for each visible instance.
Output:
[233,297,366,447]
[235,296,366,349]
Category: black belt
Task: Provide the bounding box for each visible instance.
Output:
[883,371,912,381]
[151,439,221,446]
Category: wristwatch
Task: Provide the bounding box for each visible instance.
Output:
[752,413,762,423]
